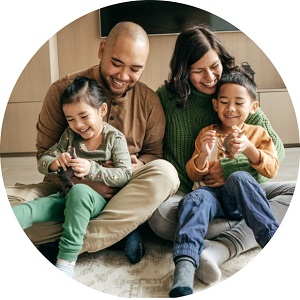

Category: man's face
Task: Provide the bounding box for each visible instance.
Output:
[99,36,149,96]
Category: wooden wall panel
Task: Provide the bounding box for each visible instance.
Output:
[55,10,285,91]
[0,9,290,154]
[56,10,285,91]
[217,32,285,90]
[259,90,299,145]
[144,32,285,91]
[0,102,43,153]
[141,35,177,91]
[57,10,101,77]
[8,41,51,103]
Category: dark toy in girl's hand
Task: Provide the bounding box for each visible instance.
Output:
[57,147,79,196]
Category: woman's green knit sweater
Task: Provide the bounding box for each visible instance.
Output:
[157,85,285,194]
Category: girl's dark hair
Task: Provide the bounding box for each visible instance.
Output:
[166,24,237,108]
[60,77,106,109]
[215,68,257,101]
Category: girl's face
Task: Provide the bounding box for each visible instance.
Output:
[63,101,107,141]
[212,83,258,132]
[189,49,223,95]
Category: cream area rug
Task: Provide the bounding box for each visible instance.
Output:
[74,226,260,298]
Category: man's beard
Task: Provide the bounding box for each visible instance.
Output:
[99,64,140,96]
[99,67,131,96]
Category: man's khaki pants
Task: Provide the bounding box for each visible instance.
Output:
[8,159,179,254]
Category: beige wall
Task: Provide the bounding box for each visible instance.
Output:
[8,9,286,102]
[58,10,285,91]
[0,9,289,153]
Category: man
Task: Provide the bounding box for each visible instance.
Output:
[8,22,179,262]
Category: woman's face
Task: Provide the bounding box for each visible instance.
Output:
[189,49,223,95]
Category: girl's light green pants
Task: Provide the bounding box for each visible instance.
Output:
[13,183,106,261]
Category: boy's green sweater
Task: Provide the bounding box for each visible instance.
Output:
[157,85,285,194]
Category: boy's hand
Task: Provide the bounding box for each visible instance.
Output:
[199,130,216,156]
[230,132,249,156]
[223,126,245,159]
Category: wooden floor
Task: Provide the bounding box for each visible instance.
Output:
[1,147,299,186]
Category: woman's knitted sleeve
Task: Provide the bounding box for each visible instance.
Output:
[245,108,285,161]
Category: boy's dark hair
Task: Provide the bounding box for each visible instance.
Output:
[215,68,257,101]
[60,77,106,109]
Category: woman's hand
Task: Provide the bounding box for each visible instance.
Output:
[202,160,225,187]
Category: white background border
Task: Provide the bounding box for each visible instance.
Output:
[1,1,299,299]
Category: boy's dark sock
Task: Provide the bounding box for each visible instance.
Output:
[169,257,195,297]
[124,230,145,264]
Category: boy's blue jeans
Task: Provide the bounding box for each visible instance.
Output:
[173,171,279,268]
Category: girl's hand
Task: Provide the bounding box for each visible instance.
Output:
[51,152,72,171]
[69,158,91,178]
[49,159,61,172]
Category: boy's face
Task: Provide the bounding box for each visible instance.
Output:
[212,83,258,131]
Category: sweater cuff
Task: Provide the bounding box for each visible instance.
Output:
[193,159,209,174]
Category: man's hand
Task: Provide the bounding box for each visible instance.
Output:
[202,160,225,187]
[131,155,145,173]
[99,155,144,173]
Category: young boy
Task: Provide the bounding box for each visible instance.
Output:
[169,70,279,297]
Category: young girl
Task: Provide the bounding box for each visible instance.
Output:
[169,70,279,297]
[13,77,133,278]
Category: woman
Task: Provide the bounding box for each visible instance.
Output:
[148,24,295,286]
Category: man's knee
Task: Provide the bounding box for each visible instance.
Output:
[147,159,180,194]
